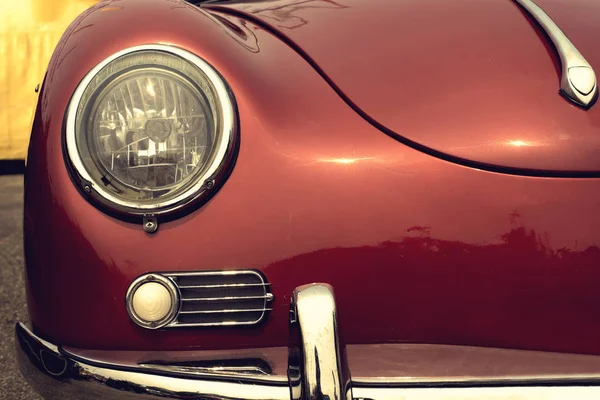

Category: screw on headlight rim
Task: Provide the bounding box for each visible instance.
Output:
[143,215,158,234]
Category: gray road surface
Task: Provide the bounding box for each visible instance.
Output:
[0,175,41,399]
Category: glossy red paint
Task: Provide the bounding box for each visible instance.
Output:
[24,0,600,355]
[211,0,600,174]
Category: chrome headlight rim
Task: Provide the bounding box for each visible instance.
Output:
[64,44,237,220]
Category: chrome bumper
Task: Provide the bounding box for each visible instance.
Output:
[16,284,600,400]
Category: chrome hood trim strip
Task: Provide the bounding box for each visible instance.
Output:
[513,0,598,108]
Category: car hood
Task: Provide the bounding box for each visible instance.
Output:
[207,0,600,174]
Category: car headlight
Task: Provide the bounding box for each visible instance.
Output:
[65,45,236,224]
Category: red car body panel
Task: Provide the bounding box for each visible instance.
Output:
[211,0,600,174]
[24,0,600,355]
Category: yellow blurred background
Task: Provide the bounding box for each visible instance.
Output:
[0,0,98,159]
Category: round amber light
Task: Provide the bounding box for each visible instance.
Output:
[126,274,179,329]
[132,282,173,322]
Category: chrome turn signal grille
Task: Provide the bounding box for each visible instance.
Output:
[165,270,273,327]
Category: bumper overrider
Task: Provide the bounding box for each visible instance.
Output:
[16,284,600,400]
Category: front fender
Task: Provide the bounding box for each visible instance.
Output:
[25,0,349,349]
[24,0,600,356]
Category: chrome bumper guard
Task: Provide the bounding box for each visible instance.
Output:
[16,284,600,400]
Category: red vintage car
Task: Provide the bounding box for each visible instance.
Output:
[15,0,600,399]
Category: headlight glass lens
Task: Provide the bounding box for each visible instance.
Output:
[92,70,212,194]
[68,47,234,212]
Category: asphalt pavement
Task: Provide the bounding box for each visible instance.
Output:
[0,175,41,399]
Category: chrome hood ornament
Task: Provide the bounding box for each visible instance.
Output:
[513,0,598,108]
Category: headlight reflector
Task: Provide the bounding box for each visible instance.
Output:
[65,45,236,216]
